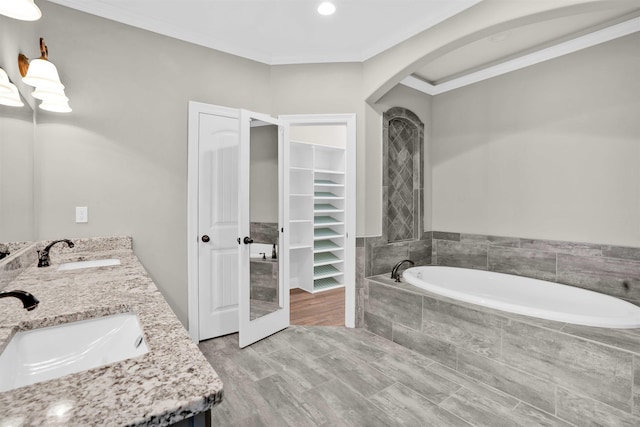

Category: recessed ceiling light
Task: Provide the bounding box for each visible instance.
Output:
[317,2,336,16]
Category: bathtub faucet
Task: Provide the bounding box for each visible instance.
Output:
[391,259,415,282]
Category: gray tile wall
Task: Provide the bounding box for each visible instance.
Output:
[250,259,278,303]
[363,276,640,425]
[382,107,424,244]
[357,106,428,326]
[387,118,416,242]
[250,222,279,245]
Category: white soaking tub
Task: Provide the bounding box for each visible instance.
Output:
[403,266,640,328]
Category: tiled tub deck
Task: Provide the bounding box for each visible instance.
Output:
[364,275,640,426]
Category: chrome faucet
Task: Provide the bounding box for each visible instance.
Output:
[391,259,415,282]
[0,290,39,311]
[38,239,75,267]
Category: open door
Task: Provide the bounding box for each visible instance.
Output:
[237,110,289,347]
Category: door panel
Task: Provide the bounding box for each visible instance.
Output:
[198,113,240,340]
[238,110,289,348]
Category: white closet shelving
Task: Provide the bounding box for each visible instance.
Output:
[289,141,346,293]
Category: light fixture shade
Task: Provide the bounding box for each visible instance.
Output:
[32,85,69,102]
[0,84,24,107]
[22,58,64,89]
[39,98,71,113]
[0,0,42,21]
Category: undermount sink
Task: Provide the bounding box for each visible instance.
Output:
[0,312,148,392]
[57,258,121,271]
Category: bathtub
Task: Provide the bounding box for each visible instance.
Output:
[403,266,640,328]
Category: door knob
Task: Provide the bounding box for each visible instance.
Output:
[201,235,210,243]
[243,236,254,244]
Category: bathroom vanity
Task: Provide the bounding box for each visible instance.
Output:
[0,237,223,426]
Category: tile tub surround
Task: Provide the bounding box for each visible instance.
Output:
[432,232,640,306]
[364,232,433,277]
[0,239,223,426]
[364,275,640,425]
[250,258,278,303]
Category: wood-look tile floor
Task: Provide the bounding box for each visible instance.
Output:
[199,326,570,426]
[290,287,345,326]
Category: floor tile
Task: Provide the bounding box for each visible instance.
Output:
[303,378,398,427]
[370,383,471,426]
[314,349,395,398]
[200,326,575,426]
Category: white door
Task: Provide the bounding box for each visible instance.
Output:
[196,107,240,340]
[238,110,290,348]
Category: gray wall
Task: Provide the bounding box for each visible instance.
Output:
[0,104,34,241]
[33,2,271,325]
[0,14,37,242]
[431,32,640,247]
[250,125,278,223]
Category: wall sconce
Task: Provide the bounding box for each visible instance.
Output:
[0,0,41,21]
[18,38,71,113]
[0,68,24,107]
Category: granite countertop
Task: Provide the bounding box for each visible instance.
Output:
[0,237,223,426]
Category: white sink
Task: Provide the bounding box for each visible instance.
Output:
[0,312,148,392]
[57,258,121,271]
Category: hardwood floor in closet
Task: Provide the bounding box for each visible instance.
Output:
[290,287,344,326]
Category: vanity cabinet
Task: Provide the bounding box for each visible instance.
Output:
[289,141,346,293]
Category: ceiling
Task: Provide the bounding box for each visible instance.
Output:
[47,0,482,65]
[48,0,640,95]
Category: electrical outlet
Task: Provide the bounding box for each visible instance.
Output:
[76,206,88,223]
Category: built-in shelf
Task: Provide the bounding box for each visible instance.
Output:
[313,263,342,278]
[314,179,341,186]
[313,216,343,227]
[314,191,341,198]
[290,244,312,250]
[314,252,343,266]
[289,140,347,294]
[314,240,341,253]
[314,203,342,213]
[313,277,343,292]
[314,228,343,240]
[315,169,344,175]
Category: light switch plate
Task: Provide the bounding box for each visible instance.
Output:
[76,206,88,223]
